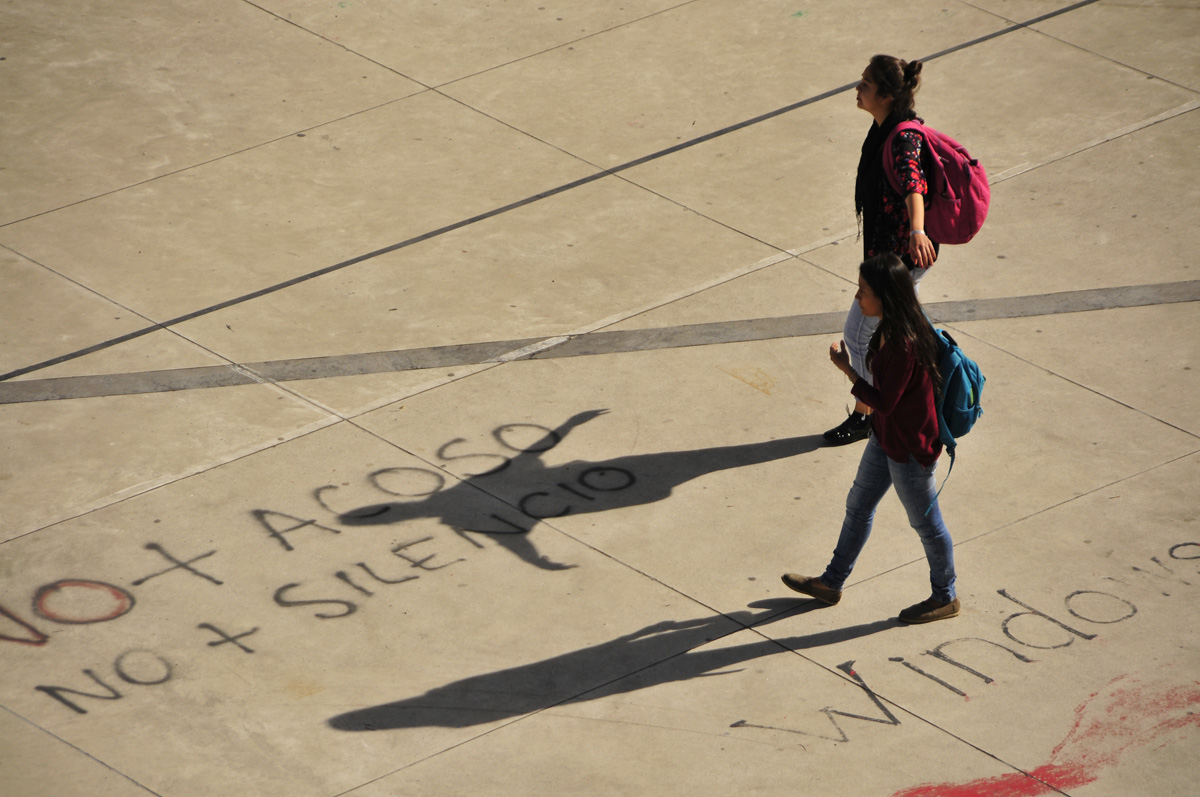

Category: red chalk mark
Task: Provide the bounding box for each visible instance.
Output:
[32,580,135,624]
[892,764,1092,797]
[892,670,1200,797]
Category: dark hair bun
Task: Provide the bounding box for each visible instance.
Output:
[903,59,923,86]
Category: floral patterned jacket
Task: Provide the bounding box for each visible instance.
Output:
[865,130,932,265]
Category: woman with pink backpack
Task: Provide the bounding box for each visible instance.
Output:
[824,54,938,446]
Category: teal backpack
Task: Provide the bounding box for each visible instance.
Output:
[925,323,985,513]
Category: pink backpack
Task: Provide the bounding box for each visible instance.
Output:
[884,121,990,245]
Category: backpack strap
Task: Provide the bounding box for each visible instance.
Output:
[924,445,954,517]
[921,309,953,517]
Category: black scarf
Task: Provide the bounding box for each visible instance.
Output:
[854,111,916,253]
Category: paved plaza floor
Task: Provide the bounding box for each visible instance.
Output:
[2,1,1199,795]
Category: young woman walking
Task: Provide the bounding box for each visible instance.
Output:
[825,54,939,445]
[786,253,959,624]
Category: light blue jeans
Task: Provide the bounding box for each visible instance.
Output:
[821,435,957,602]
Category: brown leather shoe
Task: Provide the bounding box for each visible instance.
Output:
[781,573,842,605]
[898,597,961,624]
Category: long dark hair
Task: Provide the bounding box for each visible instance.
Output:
[861,253,939,386]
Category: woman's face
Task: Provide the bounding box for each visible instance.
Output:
[856,274,883,318]
[856,68,892,118]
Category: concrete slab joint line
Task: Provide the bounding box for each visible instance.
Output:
[0,0,1114,386]
[2,281,1196,405]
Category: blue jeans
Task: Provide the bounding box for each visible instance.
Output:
[821,435,957,602]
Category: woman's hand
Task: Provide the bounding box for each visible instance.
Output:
[829,341,856,382]
[906,192,937,269]
[908,230,936,268]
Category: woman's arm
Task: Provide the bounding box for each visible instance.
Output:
[906,192,936,268]
[893,130,937,268]
[850,343,914,416]
[831,339,896,412]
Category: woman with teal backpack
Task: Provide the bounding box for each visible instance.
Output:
[786,252,960,624]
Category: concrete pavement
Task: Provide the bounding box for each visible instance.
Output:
[2,1,1198,795]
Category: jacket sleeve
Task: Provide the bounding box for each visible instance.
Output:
[892,130,928,197]
[851,343,915,416]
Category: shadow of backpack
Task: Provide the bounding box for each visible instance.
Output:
[884,121,989,245]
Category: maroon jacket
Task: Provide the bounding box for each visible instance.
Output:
[851,337,942,466]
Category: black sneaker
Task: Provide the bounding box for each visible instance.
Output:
[823,412,869,446]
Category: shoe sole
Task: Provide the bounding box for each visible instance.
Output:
[822,430,869,447]
[898,607,961,624]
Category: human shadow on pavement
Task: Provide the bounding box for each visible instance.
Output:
[338,410,824,571]
[327,600,898,731]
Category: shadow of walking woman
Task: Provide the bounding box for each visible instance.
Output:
[328,601,896,731]
[337,410,824,571]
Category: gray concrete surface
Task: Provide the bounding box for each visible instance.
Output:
[2,1,1198,795]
